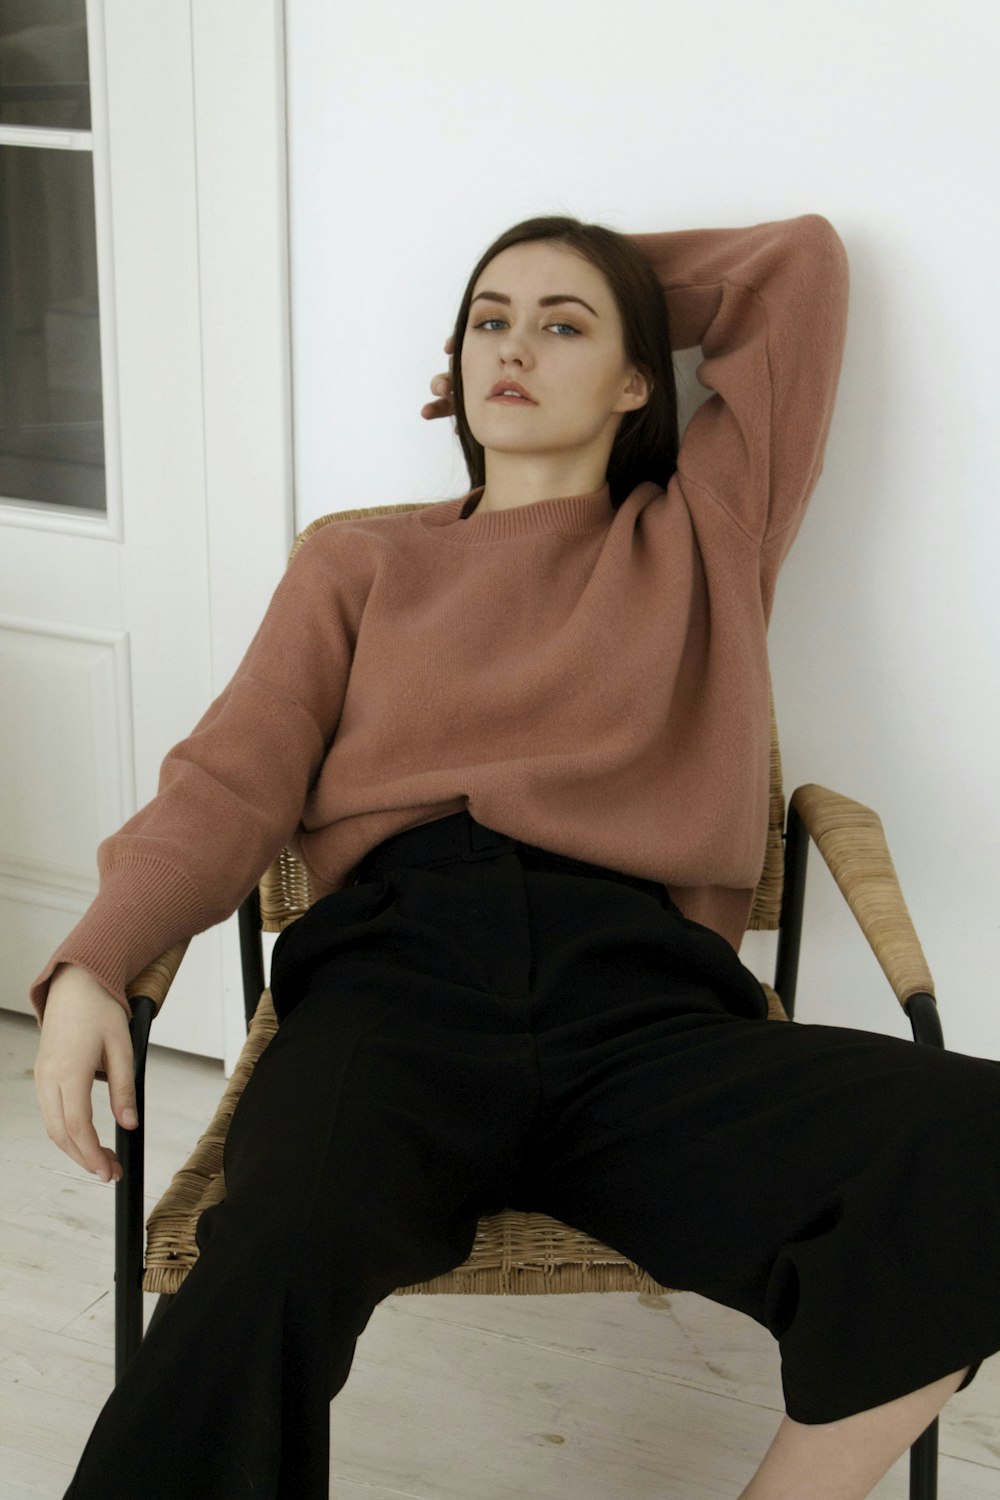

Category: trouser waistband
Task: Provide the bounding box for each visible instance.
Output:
[353,810,665,902]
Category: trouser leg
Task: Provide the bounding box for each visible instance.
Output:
[505,864,1000,1424]
[63,868,540,1500]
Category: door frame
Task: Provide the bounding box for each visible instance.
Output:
[188,0,295,1073]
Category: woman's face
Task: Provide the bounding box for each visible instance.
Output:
[460,240,649,469]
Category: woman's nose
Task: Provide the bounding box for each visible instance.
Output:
[497,333,532,366]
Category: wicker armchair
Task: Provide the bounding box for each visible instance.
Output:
[112,501,946,1500]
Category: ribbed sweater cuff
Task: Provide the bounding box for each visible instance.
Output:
[29,856,209,1026]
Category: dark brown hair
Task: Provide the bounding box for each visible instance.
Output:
[450,214,679,508]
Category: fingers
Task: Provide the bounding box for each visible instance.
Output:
[421,339,456,420]
[34,1009,136,1185]
[422,370,455,422]
[36,1072,115,1182]
[105,1031,138,1136]
[421,396,455,421]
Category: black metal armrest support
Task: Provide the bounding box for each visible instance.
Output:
[238,884,266,1028]
[115,995,157,1384]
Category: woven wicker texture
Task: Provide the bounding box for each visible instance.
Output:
[125,940,190,1009]
[750,683,785,932]
[790,784,936,1007]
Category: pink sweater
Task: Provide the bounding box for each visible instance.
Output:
[29,213,850,1026]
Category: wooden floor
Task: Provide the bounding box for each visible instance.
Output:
[2,1007,999,1500]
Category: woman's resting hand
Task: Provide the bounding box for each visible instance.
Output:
[420,333,455,420]
[34,963,138,1184]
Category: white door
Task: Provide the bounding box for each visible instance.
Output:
[0,0,293,1076]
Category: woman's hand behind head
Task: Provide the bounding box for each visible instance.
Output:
[421,334,455,421]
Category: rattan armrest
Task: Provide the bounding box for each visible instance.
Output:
[789,783,936,1009]
[125,939,191,1016]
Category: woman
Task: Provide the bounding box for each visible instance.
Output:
[32,211,1000,1500]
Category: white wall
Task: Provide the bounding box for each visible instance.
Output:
[285,0,1000,1059]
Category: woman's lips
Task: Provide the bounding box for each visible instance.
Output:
[487,394,536,404]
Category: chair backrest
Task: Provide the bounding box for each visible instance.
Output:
[258,502,787,935]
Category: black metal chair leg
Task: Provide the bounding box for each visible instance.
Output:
[115,895,262,1381]
[910,1416,938,1500]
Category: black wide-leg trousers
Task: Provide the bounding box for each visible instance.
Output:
[65,811,1000,1499]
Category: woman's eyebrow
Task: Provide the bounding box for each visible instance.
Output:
[471,291,600,318]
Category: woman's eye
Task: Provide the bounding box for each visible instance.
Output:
[473,318,580,336]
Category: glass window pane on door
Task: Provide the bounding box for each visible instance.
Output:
[0,141,105,513]
[0,1,101,514]
[0,1,91,132]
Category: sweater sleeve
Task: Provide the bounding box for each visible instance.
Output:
[628,213,850,553]
[28,530,360,1028]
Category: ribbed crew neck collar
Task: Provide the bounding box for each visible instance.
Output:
[418,482,614,544]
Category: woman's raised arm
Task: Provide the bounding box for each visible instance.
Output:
[628,213,850,558]
[422,218,850,573]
